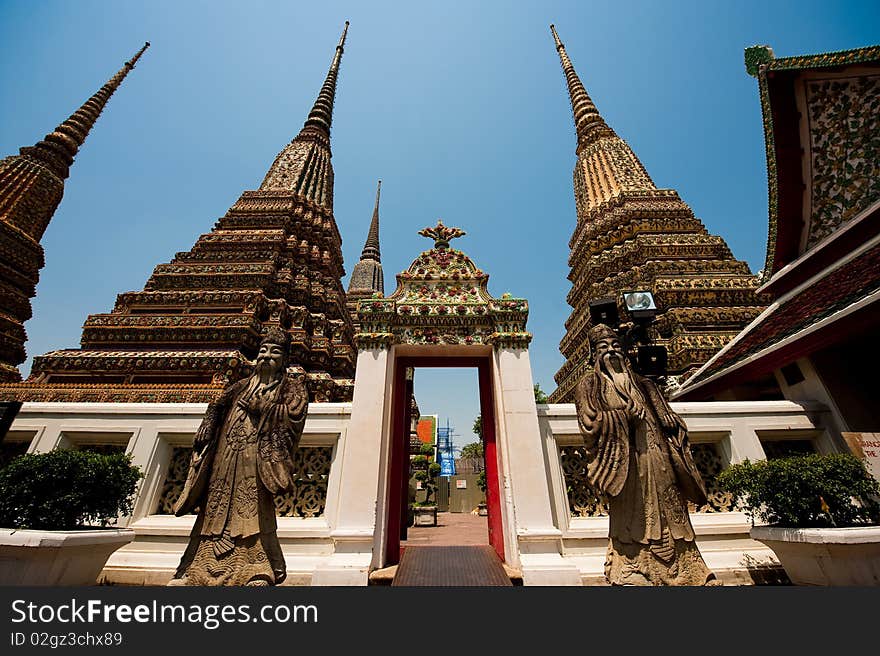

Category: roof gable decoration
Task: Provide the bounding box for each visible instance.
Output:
[745,43,880,282]
[355,220,531,350]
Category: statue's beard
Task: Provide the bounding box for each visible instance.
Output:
[600,351,627,375]
[256,358,283,378]
[598,351,645,406]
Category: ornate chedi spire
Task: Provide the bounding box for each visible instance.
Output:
[550,25,654,214]
[6,25,358,403]
[0,42,149,382]
[304,20,348,136]
[259,21,349,210]
[548,25,765,402]
[550,25,611,149]
[20,42,150,187]
[360,179,382,261]
[346,180,385,329]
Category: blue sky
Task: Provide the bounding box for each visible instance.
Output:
[1,1,878,451]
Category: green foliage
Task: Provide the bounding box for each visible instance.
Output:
[533,383,549,404]
[472,415,482,440]
[717,453,880,528]
[411,447,440,506]
[0,450,144,531]
[460,441,483,460]
[419,443,435,456]
[477,470,487,494]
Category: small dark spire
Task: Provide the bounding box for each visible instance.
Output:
[303,21,349,136]
[23,42,150,179]
[360,180,381,261]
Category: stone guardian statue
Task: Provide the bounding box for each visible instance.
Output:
[168,326,308,586]
[573,323,719,586]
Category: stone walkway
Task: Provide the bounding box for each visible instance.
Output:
[392,546,512,586]
[402,511,489,546]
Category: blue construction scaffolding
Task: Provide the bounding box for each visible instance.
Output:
[436,418,458,477]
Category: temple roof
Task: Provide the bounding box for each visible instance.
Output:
[746,43,880,284]
[745,44,880,76]
[674,235,880,400]
[354,220,531,350]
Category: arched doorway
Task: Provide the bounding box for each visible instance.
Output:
[333,219,580,584]
[384,355,503,565]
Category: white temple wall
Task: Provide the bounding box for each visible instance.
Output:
[492,348,582,585]
[7,402,352,586]
[5,398,837,585]
[539,399,836,584]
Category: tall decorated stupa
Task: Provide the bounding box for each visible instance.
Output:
[0,43,149,383]
[548,25,765,402]
[2,25,356,403]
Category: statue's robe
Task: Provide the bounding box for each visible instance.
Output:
[574,369,718,586]
[170,373,308,586]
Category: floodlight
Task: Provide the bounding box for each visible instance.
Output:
[588,297,619,328]
[622,290,658,322]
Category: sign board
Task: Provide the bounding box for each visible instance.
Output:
[417,415,438,445]
[842,433,880,483]
[455,479,467,489]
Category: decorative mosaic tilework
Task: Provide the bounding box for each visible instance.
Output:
[806,74,880,247]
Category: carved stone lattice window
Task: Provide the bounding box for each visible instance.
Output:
[156,446,193,515]
[155,446,333,517]
[559,445,608,517]
[561,442,734,515]
[688,442,734,513]
[274,447,332,518]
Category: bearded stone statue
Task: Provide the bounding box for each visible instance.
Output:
[573,323,720,586]
[168,326,308,586]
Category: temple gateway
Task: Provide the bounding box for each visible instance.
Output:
[0,23,877,586]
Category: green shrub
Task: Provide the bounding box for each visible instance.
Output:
[0,450,143,531]
[412,452,441,506]
[717,453,880,528]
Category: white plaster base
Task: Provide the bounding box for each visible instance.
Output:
[0,528,136,586]
[751,525,880,586]
[100,516,374,586]
[517,532,583,586]
[558,513,784,586]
